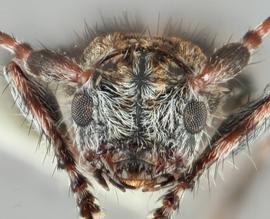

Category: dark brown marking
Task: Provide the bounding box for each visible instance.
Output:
[243,16,270,49]
[243,30,262,49]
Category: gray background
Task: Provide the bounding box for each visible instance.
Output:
[0,0,270,219]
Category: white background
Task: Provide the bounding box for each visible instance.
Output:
[0,0,270,219]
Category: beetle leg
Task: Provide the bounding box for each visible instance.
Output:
[3,62,100,219]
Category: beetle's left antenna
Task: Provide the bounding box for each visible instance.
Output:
[189,17,270,93]
[0,31,32,59]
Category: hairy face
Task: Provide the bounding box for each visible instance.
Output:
[71,33,211,185]
[2,15,269,219]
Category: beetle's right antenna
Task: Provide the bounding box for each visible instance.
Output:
[0,31,92,85]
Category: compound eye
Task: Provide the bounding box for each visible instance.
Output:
[183,100,207,134]
[71,92,93,126]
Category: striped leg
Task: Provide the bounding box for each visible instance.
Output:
[4,62,100,219]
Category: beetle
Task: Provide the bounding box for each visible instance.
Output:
[0,16,270,219]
